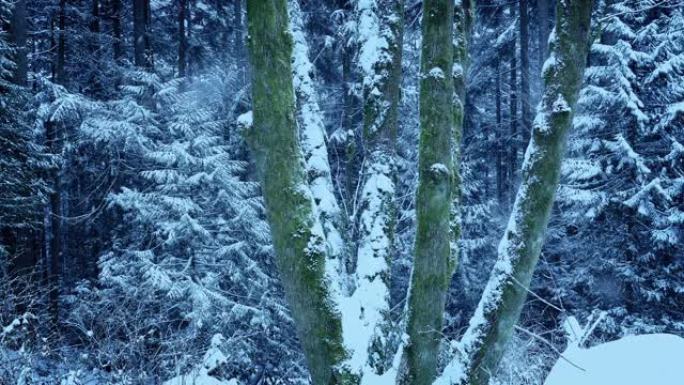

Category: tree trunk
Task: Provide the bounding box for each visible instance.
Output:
[495,52,504,206]
[448,2,593,384]
[56,0,66,84]
[133,0,152,68]
[508,11,517,207]
[244,1,352,384]
[45,120,62,324]
[178,0,187,76]
[144,0,153,68]
[520,0,532,149]
[351,0,403,378]
[111,0,123,63]
[90,0,100,51]
[403,1,455,384]
[9,0,28,86]
[89,0,101,94]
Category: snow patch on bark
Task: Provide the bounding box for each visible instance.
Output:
[357,0,389,87]
[289,0,345,262]
[341,154,395,378]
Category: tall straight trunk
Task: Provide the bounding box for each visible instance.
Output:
[45,120,62,324]
[89,0,101,94]
[9,0,28,86]
[111,0,123,63]
[90,0,100,50]
[403,1,454,384]
[133,0,151,68]
[495,52,504,206]
[178,0,187,76]
[56,0,66,84]
[520,0,532,149]
[244,2,351,384]
[443,2,593,384]
[508,35,517,207]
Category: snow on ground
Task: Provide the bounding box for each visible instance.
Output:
[544,333,684,385]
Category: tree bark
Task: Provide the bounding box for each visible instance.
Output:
[403,1,454,384]
[244,1,352,384]
[520,0,532,149]
[495,52,504,206]
[178,0,187,76]
[45,120,62,324]
[133,0,152,68]
[89,0,101,94]
[449,2,593,384]
[56,0,66,84]
[110,0,123,63]
[508,8,517,207]
[9,0,28,86]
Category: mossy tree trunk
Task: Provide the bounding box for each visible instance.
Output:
[245,2,352,384]
[402,1,455,384]
[452,1,594,384]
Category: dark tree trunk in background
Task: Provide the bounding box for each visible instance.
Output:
[178,0,187,76]
[45,120,62,324]
[56,0,66,84]
[495,52,504,206]
[520,0,531,148]
[145,0,153,68]
[508,37,517,208]
[111,0,123,63]
[89,0,101,94]
[90,0,100,50]
[9,0,28,86]
[133,0,152,68]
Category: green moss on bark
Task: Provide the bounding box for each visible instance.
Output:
[245,2,352,384]
[459,1,593,385]
[403,1,455,385]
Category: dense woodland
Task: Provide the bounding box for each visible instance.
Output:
[0,0,682,384]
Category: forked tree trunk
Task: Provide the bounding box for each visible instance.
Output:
[438,1,594,384]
